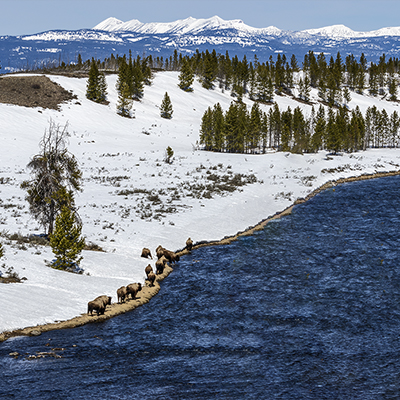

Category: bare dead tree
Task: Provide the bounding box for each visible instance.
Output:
[21,119,82,235]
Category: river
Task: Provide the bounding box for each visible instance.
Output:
[1,176,400,399]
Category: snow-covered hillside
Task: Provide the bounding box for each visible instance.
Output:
[1,70,400,335]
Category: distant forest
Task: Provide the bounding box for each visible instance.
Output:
[38,48,400,154]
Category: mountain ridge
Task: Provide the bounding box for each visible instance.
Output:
[93,15,400,38]
[2,15,400,73]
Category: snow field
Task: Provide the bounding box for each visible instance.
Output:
[1,70,400,333]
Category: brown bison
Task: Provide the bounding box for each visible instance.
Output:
[141,248,153,259]
[159,255,168,265]
[126,283,142,300]
[156,245,165,259]
[186,237,193,251]
[163,249,180,264]
[147,271,156,287]
[156,257,167,275]
[88,299,106,316]
[145,264,154,279]
[117,286,127,303]
[94,295,112,307]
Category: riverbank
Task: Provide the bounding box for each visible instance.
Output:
[2,169,399,343]
[189,169,400,248]
[0,266,173,342]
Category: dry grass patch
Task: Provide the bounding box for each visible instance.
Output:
[0,75,77,110]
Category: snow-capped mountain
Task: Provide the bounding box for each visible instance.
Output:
[93,16,266,35]
[2,16,400,73]
[302,24,400,38]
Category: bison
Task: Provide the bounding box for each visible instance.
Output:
[156,257,167,275]
[145,264,154,279]
[94,295,112,307]
[87,299,106,316]
[126,282,142,300]
[147,271,156,287]
[156,245,165,259]
[117,286,127,303]
[141,248,153,259]
[186,237,193,251]
[163,249,180,264]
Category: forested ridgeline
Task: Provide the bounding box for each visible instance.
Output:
[48,49,400,153]
[82,49,400,103]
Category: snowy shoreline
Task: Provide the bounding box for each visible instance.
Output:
[1,169,399,343]
[2,71,400,339]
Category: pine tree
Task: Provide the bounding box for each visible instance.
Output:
[335,106,349,152]
[261,111,269,153]
[223,51,233,91]
[164,146,174,164]
[199,107,214,150]
[378,54,387,95]
[369,63,379,96]
[275,54,285,93]
[317,70,327,102]
[364,106,374,148]
[356,62,366,94]
[266,76,275,103]
[212,103,225,151]
[248,102,262,153]
[248,63,257,100]
[326,108,342,154]
[201,51,216,90]
[116,80,133,118]
[292,106,308,153]
[389,110,400,147]
[178,57,194,92]
[388,75,398,101]
[349,106,365,151]
[131,56,144,101]
[49,205,85,271]
[298,74,311,101]
[97,73,108,103]
[141,56,153,86]
[86,58,107,103]
[343,86,351,107]
[224,102,239,153]
[280,107,292,152]
[256,63,274,103]
[235,103,248,153]
[216,53,227,90]
[160,92,173,119]
[0,241,4,259]
[116,56,133,118]
[311,106,326,152]
[379,109,390,147]
[281,124,291,152]
[290,54,299,72]
[271,103,282,149]
[285,63,294,89]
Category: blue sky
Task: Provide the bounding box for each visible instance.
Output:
[0,0,399,36]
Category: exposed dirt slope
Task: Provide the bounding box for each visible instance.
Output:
[0,75,78,110]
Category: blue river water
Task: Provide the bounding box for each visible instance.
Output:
[1,175,400,399]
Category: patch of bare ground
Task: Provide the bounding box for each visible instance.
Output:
[0,75,78,110]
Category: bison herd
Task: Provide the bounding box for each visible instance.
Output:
[86,239,194,317]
